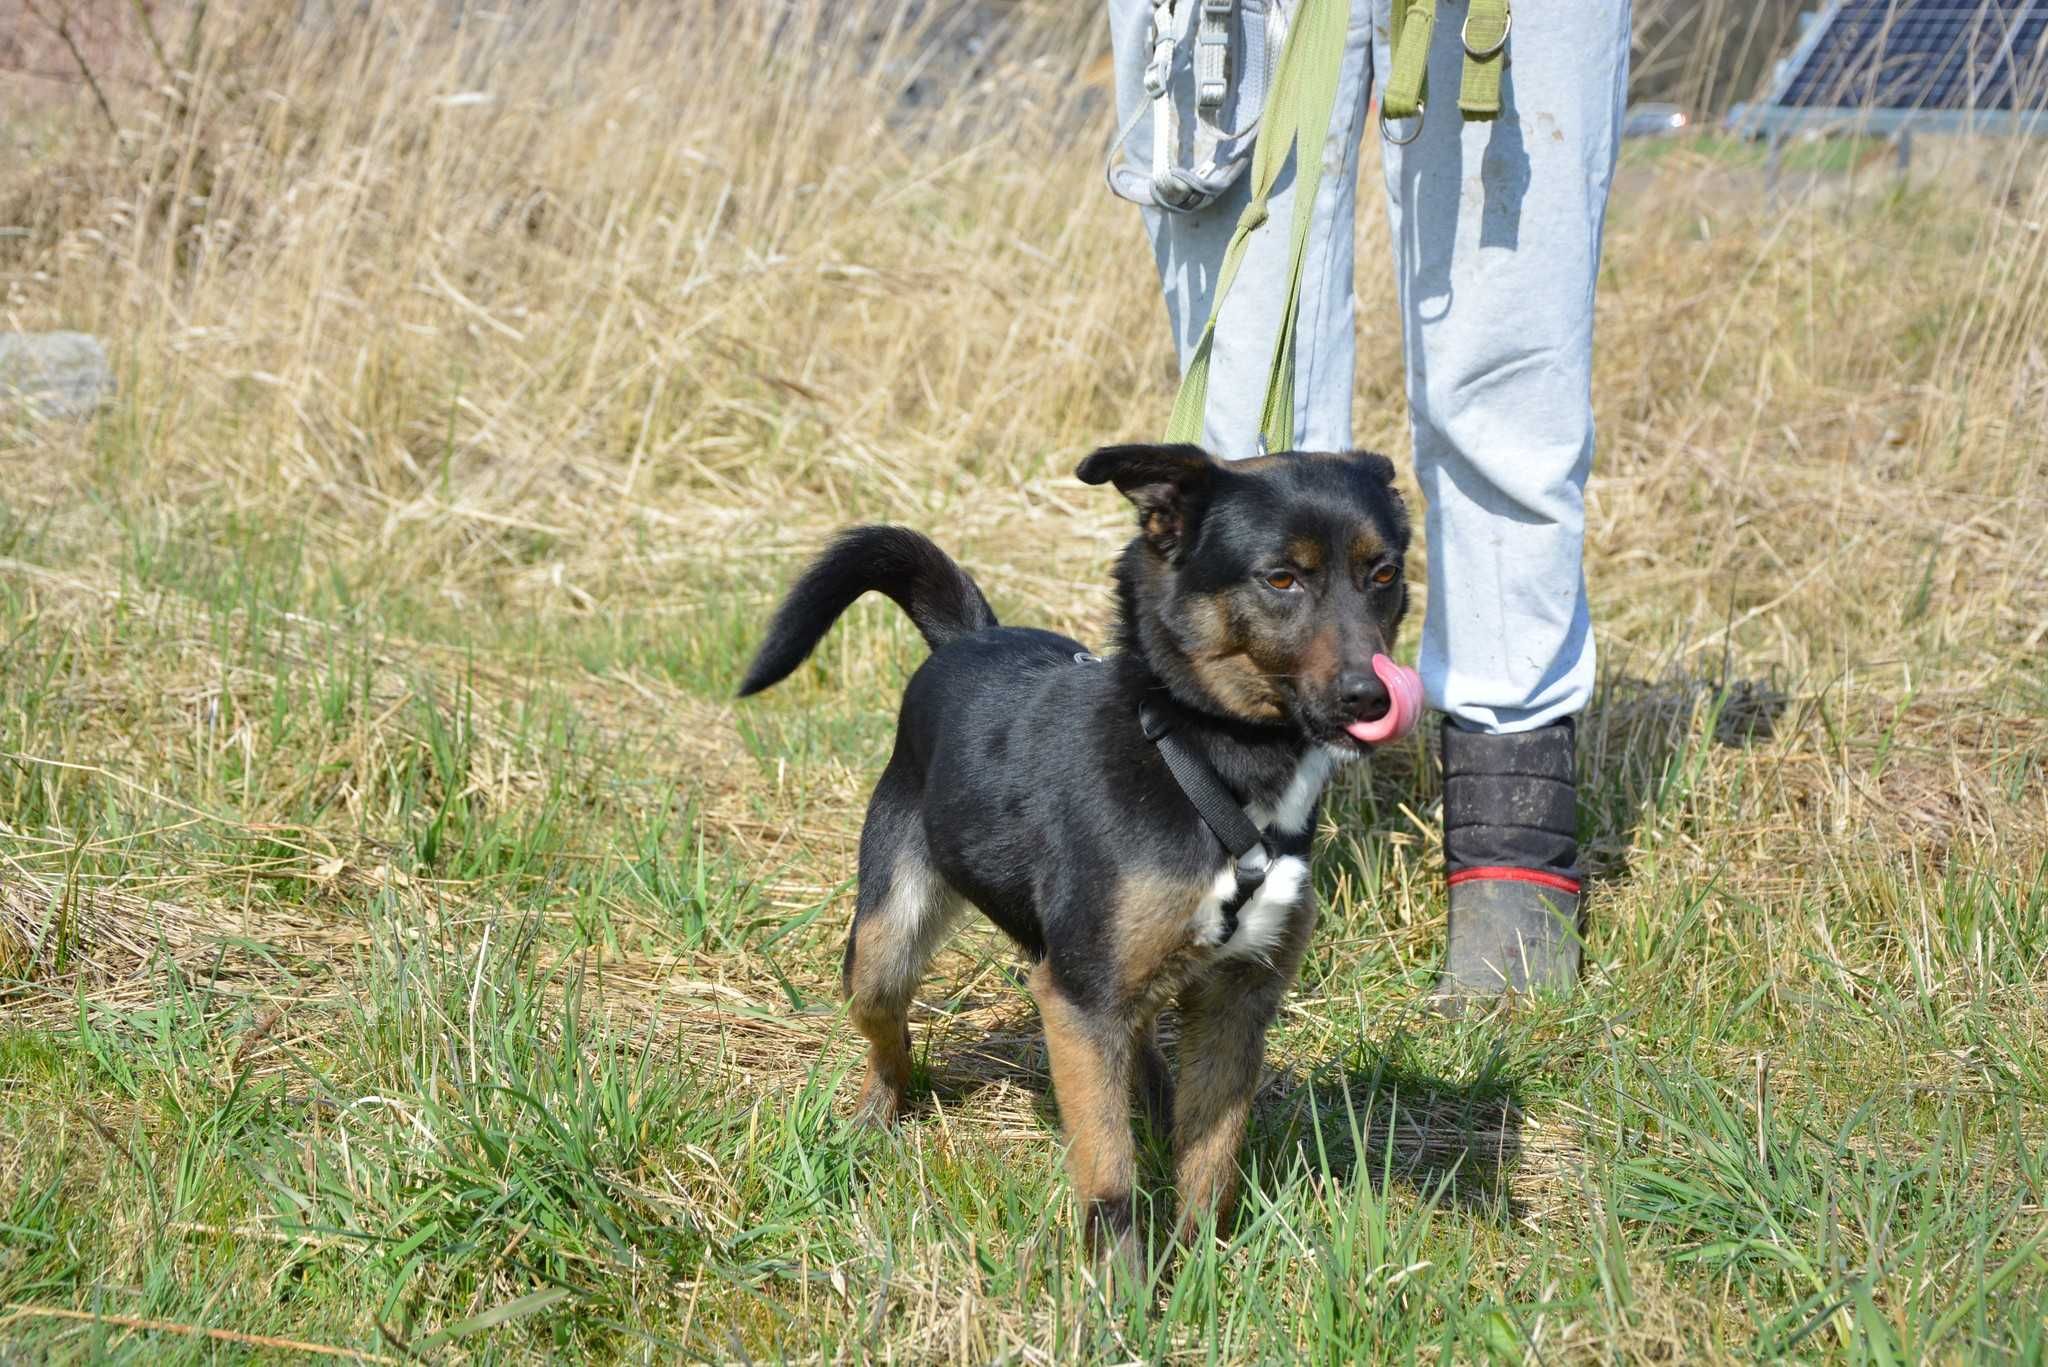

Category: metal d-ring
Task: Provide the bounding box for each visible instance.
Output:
[1461,7,1510,59]
[1380,102,1425,145]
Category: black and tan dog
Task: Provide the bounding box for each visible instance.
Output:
[738,443,1411,1261]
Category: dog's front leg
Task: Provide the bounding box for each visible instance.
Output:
[1171,966,1286,1244]
[1028,960,1141,1273]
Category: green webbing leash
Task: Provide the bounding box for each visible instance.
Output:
[1163,0,1349,453]
[1165,0,1509,451]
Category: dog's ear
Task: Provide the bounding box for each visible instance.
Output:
[1347,450,1398,485]
[1076,443,1215,557]
[1345,449,1411,551]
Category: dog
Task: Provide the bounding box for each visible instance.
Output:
[738,443,1412,1263]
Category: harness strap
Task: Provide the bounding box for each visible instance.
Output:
[1384,0,1511,128]
[1148,0,1182,206]
[1381,0,1435,121]
[1139,699,1271,943]
[1458,0,1510,118]
[1196,0,1232,109]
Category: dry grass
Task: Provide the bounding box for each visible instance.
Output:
[1,0,2045,1360]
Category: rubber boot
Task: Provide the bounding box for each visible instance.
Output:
[1433,718,1584,1010]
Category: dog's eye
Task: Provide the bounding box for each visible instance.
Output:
[1371,564,1398,586]
[1263,571,1299,592]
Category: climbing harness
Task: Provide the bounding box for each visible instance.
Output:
[1106,0,1286,212]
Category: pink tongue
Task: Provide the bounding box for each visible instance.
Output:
[1344,655,1423,745]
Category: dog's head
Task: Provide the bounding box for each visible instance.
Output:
[1078,443,1412,750]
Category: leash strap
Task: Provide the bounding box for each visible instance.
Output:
[1139,699,1271,942]
[1163,0,1349,454]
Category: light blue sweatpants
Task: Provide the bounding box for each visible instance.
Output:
[1108,0,1631,733]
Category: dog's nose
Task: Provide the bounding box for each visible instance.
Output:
[1336,669,1390,722]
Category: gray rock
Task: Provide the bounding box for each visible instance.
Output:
[0,331,115,421]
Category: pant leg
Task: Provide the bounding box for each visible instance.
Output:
[1108,0,1377,459]
[1374,0,1631,733]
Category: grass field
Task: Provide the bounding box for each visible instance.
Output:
[2,1,2045,1360]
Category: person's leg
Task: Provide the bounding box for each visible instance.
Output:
[1107,0,1377,457]
[1373,0,1631,1000]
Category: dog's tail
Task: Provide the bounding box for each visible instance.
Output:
[737,526,998,697]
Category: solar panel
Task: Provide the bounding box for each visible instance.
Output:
[1746,0,2048,135]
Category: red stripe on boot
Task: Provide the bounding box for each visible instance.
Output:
[1446,866,1582,895]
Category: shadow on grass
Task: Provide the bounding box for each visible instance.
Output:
[1576,662,1790,887]
[917,998,1047,1112]
[912,1000,1526,1233]
[1250,1045,1527,1224]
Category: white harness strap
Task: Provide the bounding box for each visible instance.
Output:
[1196,0,1232,109]
[1109,0,1285,214]
[1150,0,1180,207]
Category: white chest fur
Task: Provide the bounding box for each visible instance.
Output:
[1250,746,1342,838]
[1194,745,1354,963]
[1195,854,1311,962]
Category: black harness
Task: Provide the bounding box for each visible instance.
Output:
[1075,651,1271,944]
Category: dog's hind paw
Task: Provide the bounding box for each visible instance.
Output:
[851,1080,906,1128]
